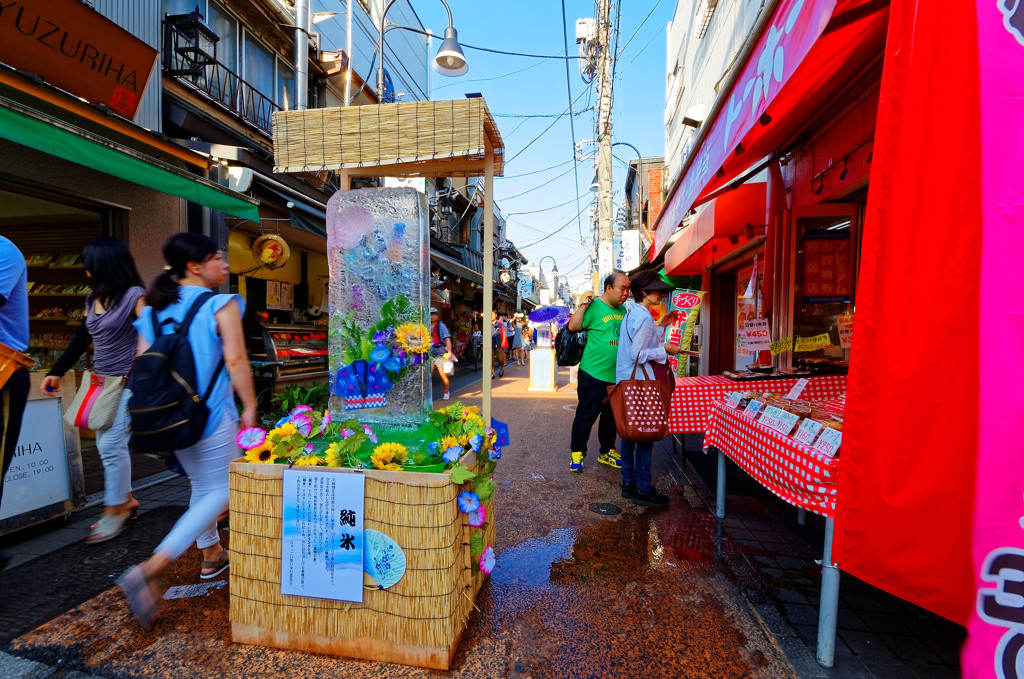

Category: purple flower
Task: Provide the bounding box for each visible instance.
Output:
[411,353,423,365]
[467,504,487,527]
[479,546,495,574]
[363,425,377,444]
[290,414,313,437]
[457,490,480,514]
[442,446,463,464]
[319,411,331,435]
[237,427,266,450]
[340,428,354,439]
[291,405,314,417]
[396,349,408,360]
[372,330,389,344]
[304,444,314,454]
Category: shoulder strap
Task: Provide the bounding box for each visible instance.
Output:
[179,291,217,333]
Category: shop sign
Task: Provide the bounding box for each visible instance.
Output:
[812,427,842,458]
[795,333,832,352]
[724,392,743,409]
[769,336,792,356]
[743,399,765,420]
[0,0,158,119]
[802,231,853,303]
[785,377,810,399]
[837,315,853,348]
[0,399,70,521]
[614,230,641,271]
[665,289,704,374]
[742,318,771,351]
[792,418,825,446]
[281,469,365,602]
[652,0,837,256]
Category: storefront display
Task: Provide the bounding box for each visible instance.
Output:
[244,322,328,385]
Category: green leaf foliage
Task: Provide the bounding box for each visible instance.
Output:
[448,465,477,485]
[469,531,484,558]
[475,478,495,502]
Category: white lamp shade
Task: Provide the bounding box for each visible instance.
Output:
[433,26,468,77]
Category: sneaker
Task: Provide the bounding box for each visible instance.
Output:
[621,482,636,499]
[569,452,585,473]
[442,391,450,400]
[598,452,622,469]
[632,491,669,508]
[606,448,622,461]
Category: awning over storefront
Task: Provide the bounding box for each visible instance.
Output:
[664,182,767,275]
[0,96,261,221]
[652,0,889,258]
[255,180,328,238]
[432,251,484,286]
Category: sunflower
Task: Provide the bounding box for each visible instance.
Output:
[244,442,277,464]
[380,463,404,471]
[394,322,431,354]
[324,442,345,467]
[370,442,408,470]
[439,435,460,452]
[269,422,297,439]
[292,453,325,466]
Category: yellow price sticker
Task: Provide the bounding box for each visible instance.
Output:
[795,333,833,352]
[769,337,792,356]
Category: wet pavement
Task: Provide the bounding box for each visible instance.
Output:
[0,360,963,678]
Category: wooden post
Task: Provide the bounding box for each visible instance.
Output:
[482,145,494,423]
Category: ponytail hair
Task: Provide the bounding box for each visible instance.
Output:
[147,233,219,311]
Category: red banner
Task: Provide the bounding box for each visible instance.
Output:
[653,0,836,256]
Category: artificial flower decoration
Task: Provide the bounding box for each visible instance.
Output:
[370,346,392,363]
[237,427,267,450]
[394,322,432,354]
[270,422,298,439]
[363,425,378,444]
[442,446,463,464]
[427,441,438,456]
[468,433,483,453]
[340,428,354,439]
[291,414,313,437]
[291,405,314,417]
[292,449,324,466]
[467,504,487,527]
[457,490,481,514]
[439,435,459,452]
[370,443,406,471]
[479,546,496,575]
[374,441,409,464]
[325,441,345,467]
[275,414,291,427]
[489,447,502,460]
[319,410,331,435]
[244,442,277,464]
[371,330,390,344]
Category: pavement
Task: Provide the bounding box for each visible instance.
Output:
[0,359,964,678]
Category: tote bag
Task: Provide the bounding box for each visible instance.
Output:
[604,357,672,442]
[64,370,125,431]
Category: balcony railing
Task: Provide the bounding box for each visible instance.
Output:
[163,25,278,135]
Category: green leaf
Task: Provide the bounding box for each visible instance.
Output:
[475,478,495,502]
[483,459,497,476]
[449,464,477,485]
[469,531,483,558]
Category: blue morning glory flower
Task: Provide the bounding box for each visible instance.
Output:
[426,441,438,455]
[442,446,463,463]
[383,355,402,372]
[370,346,391,363]
[275,415,291,427]
[457,490,481,514]
[468,434,483,453]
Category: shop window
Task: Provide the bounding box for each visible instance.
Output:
[277,59,295,110]
[791,212,857,364]
[734,260,763,371]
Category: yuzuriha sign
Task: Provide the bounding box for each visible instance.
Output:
[653,0,836,256]
[281,469,365,602]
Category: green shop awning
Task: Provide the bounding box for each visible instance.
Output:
[0,96,261,221]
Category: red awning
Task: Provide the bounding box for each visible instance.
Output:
[652,0,890,259]
[664,182,767,275]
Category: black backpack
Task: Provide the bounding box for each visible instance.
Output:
[554,326,588,367]
[129,292,224,453]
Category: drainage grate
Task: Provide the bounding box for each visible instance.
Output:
[589,503,622,515]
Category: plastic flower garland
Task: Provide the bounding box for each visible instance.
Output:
[237,406,332,466]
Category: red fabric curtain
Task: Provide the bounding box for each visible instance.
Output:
[834,0,981,625]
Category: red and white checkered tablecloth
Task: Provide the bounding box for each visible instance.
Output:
[702,400,840,518]
[668,374,847,433]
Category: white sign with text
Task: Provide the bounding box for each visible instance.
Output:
[0,398,70,520]
[792,419,825,446]
[812,428,843,458]
[785,378,810,400]
[742,318,772,351]
[743,399,765,420]
[724,392,743,409]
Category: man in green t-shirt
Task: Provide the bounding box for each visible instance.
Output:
[566,272,630,472]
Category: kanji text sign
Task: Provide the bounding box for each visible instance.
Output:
[743,318,772,351]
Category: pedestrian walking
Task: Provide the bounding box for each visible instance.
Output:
[520,319,532,364]
[118,233,257,626]
[491,310,506,378]
[430,307,454,400]
[0,236,29,570]
[566,272,630,472]
[510,315,524,364]
[615,270,681,507]
[40,238,145,543]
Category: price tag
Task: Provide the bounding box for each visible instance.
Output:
[743,399,765,420]
[795,333,833,352]
[837,315,853,349]
[758,405,786,430]
[785,378,810,400]
[771,410,801,436]
[769,337,792,356]
[742,318,772,351]
[792,419,825,446]
[724,392,743,409]
[812,427,843,457]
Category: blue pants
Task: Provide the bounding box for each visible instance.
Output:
[619,439,653,494]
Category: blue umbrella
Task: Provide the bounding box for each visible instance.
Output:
[528,305,567,323]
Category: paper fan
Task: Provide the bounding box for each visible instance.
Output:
[362,529,406,589]
[251,234,290,270]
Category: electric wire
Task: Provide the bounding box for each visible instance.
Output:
[501,163,579,200]
[504,89,589,166]
[615,0,665,61]
[617,25,663,76]
[518,202,592,249]
[432,60,546,90]
[560,0,586,245]
[389,26,582,59]
[507,192,591,216]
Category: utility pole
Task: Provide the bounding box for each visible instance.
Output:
[595,0,614,285]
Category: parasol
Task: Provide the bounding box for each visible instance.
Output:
[528,305,568,323]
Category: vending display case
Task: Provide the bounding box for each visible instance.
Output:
[245,321,329,386]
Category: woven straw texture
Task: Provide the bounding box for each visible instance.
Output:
[228,460,494,666]
[272,99,504,177]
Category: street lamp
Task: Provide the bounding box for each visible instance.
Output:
[538,256,558,303]
[376,0,467,101]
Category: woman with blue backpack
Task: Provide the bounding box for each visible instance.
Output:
[118,233,257,626]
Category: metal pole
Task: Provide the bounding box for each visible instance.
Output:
[595,0,614,283]
[344,0,353,105]
[294,0,309,110]
[816,517,841,668]
[716,449,726,519]
[483,149,494,423]
[376,0,399,100]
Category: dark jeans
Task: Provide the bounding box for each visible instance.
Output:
[0,369,30,510]
[619,439,653,493]
[570,369,616,456]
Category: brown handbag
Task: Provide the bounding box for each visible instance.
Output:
[605,356,673,442]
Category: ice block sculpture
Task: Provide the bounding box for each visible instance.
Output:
[326,187,431,427]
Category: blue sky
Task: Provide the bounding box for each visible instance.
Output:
[411,1,675,286]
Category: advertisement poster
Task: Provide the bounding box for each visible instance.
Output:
[735,262,761,370]
[837,314,853,348]
[281,469,365,602]
[0,399,70,520]
[266,281,281,309]
[665,289,704,375]
[802,231,853,303]
[742,318,772,352]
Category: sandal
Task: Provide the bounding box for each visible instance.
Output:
[118,565,159,628]
[86,513,130,544]
[200,548,229,580]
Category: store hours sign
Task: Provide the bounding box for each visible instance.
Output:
[0,399,70,521]
[281,469,365,602]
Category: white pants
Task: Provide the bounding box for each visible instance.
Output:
[154,415,238,559]
[95,387,133,507]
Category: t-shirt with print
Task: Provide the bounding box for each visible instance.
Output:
[578,297,625,383]
[0,237,28,352]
